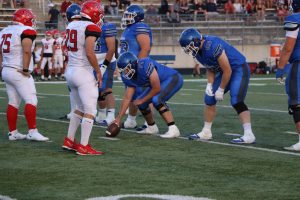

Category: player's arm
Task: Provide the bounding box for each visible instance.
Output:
[206,69,215,84]
[104,36,115,65]
[52,41,56,61]
[217,51,232,89]
[115,86,136,125]
[133,69,160,106]
[137,34,151,59]
[19,29,36,77]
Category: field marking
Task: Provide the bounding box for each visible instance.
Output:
[87,194,212,200]
[99,136,120,141]
[0,195,16,200]
[224,133,242,137]
[285,131,298,135]
[180,93,192,96]
[0,112,299,157]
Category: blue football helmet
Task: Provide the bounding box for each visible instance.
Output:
[179,28,203,57]
[121,5,144,28]
[66,4,81,22]
[117,52,138,80]
[292,0,300,12]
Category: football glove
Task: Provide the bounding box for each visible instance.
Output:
[275,68,285,85]
[100,63,107,75]
[205,83,214,96]
[215,87,224,101]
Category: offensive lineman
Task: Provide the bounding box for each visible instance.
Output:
[0,8,49,141]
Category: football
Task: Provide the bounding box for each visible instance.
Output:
[106,123,121,137]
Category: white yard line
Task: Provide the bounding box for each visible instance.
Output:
[285,131,298,135]
[0,112,299,157]
[224,133,242,137]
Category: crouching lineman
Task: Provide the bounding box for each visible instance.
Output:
[62,1,104,155]
[114,52,183,138]
[0,8,49,141]
[94,20,117,126]
[179,28,256,144]
[276,0,300,151]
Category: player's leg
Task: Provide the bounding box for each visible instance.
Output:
[104,62,117,124]
[47,57,53,80]
[95,66,108,124]
[1,68,25,140]
[53,55,58,79]
[229,64,255,144]
[152,74,183,138]
[40,57,47,80]
[15,72,49,141]
[58,54,63,79]
[283,61,300,151]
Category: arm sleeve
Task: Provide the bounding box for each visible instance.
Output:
[21,29,37,42]
[85,24,101,39]
[135,24,151,36]
[144,60,155,78]
[212,43,223,60]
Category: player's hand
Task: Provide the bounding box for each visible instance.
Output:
[276,68,285,85]
[215,87,224,101]
[17,69,31,78]
[112,117,121,127]
[205,83,214,96]
[100,64,107,75]
[95,70,102,88]
[133,99,144,106]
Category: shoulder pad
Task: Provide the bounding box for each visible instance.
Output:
[284,21,300,31]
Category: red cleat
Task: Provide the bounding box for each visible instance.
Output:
[76,144,104,156]
[62,137,77,151]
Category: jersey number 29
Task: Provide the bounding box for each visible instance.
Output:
[66,29,78,52]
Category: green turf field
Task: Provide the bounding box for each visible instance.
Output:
[0,77,300,200]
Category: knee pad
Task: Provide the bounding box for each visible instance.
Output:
[24,95,38,106]
[8,97,22,109]
[139,107,151,116]
[232,102,248,115]
[155,103,169,115]
[289,105,300,123]
[98,91,112,101]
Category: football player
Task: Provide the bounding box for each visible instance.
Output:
[0,8,49,141]
[53,29,64,80]
[276,0,300,151]
[179,28,256,144]
[40,30,55,80]
[94,19,117,126]
[120,5,153,131]
[62,0,104,155]
[114,52,183,138]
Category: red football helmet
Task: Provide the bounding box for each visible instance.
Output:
[13,8,36,27]
[45,30,52,39]
[80,0,104,26]
[52,29,60,38]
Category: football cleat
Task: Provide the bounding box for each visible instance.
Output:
[8,130,26,141]
[76,144,104,156]
[26,129,49,141]
[284,142,300,151]
[95,120,108,127]
[188,129,212,141]
[160,125,180,138]
[137,124,159,135]
[122,119,137,129]
[62,137,77,151]
[230,136,255,144]
[136,124,148,131]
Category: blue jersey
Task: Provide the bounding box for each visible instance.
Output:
[194,36,246,72]
[122,57,178,88]
[120,22,153,56]
[284,13,300,63]
[95,22,117,54]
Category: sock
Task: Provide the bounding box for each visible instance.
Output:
[7,104,18,132]
[203,121,212,130]
[243,123,254,137]
[97,108,107,121]
[107,108,115,119]
[69,94,75,111]
[167,121,175,126]
[24,104,37,130]
[80,117,94,146]
[127,114,136,121]
[67,113,82,141]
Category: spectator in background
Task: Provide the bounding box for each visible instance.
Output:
[206,0,218,20]
[179,0,189,14]
[173,0,181,13]
[74,0,83,5]
[119,0,130,9]
[60,0,72,18]
[146,4,159,23]
[167,4,180,23]
[277,3,288,23]
[109,0,119,16]
[245,0,255,15]
[193,0,207,21]
[224,0,235,16]
[159,0,169,14]
[233,0,243,13]
[256,0,266,21]
[46,3,60,29]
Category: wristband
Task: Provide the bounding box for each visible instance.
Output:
[23,68,29,73]
[103,59,110,67]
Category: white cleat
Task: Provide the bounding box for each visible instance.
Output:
[122,119,137,129]
[160,125,180,138]
[284,142,300,151]
[95,116,105,124]
[26,129,49,141]
[137,124,159,135]
[8,130,26,141]
[189,129,212,140]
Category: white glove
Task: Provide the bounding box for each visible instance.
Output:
[100,64,107,75]
[205,83,214,96]
[215,87,224,101]
[276,77,286,85]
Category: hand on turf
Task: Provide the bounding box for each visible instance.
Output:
[215,87,224,101]
[205,83,214,96]
[275,68,285,85]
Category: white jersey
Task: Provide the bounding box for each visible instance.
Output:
[0,24,36,70]
[41,38,54,54]
[66,20,101,71]
[54,37,63,55]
